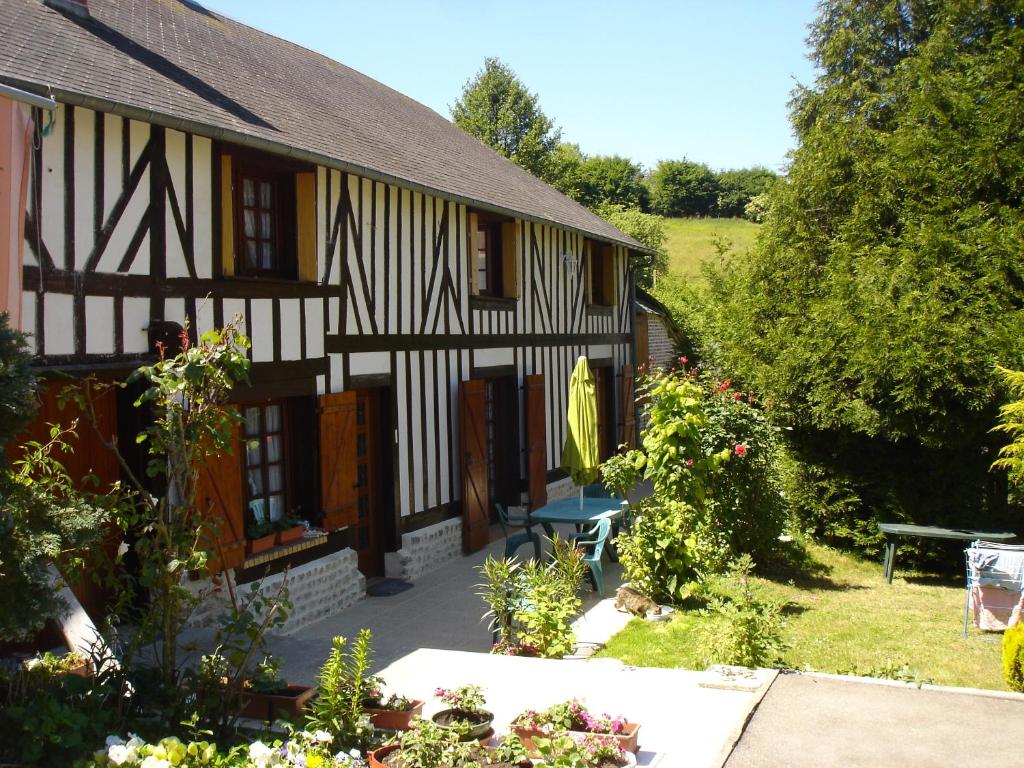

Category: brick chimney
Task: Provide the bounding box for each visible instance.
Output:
[43,0,90,19]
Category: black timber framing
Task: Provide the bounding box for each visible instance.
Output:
[325,333,630,354]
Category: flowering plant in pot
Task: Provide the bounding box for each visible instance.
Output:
[368,720,529,768]
[247,519,279,555]
[361,674,424,731]
[430,685,493,741]
[274,513,307,546]
[511,699,639,755]
[532,733,633,768]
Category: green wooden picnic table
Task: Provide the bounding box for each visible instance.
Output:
[877,523,1017,583]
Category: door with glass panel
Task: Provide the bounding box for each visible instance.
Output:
[243,401,289,532]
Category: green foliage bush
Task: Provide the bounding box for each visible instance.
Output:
[478,538,585,658]
[715,167,778,219]
[1003,623,1024,693]
[305,630,375,752]
[699,555,787,668]
[695,0,1024,565]
[647,159,720,217]
[616,496,696,604]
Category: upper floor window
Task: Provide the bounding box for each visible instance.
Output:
[469,211,520,301]
[220,147,318,282]
[237,171,286,276]
[476,220,504,297]
[586,240,616,307]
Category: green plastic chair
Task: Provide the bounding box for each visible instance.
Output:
[496,504,542,561]
[570,518,612,597]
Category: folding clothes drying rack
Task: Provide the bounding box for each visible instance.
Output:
[963,540,1024,637]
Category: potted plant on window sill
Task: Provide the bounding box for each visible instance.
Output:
[511,699,640,755]
[247,519,278,555]
[275,514,306,546]
[431,685,494,742]
[362,675,423,730]
[23,649,92,678]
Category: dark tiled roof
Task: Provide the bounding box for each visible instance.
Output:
[0,0,644,250]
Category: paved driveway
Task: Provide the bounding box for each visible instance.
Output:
[724,672,1024,768]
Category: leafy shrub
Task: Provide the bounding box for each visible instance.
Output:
[1003,622,1024,693]
[305,630,375,752]
[624,366,788,580]
[598,450,641,501]
[477,538,584,658]
[616,497,695,604]
[699,556,787,668]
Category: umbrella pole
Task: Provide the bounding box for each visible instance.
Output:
[579,486,583,511]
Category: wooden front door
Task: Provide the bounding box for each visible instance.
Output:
[459,379,490,553]
[593,365,614,461]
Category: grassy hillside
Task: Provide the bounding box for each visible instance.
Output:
[663,217,760,284]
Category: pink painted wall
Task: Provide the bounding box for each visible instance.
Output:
[0,95,33,327]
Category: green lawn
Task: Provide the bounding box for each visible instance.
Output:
[600,542,1008,690]
[663,217,760,283]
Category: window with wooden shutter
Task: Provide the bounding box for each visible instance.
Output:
[219,146,314,281]
[318,391,358,532]
[468,209,519,301]
[195,422,246,573]
[525,374,547,511]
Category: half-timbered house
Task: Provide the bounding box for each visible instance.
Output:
[0,0,647,629]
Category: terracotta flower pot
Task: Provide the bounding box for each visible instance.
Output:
[431,708,494,742]
[512,722,641,755]
[368,744,400,768]
[275,525,305,546]
[239,684,315,720]
[366,699,424,730]
[246,532,277,556]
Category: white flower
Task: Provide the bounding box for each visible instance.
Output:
[107,745,130,765]
[248,741,278,767]
[117,541,130,558]
[139,757,169,768]
[348,749,361,759]
[313,730,332,743]
[106,735,126,747]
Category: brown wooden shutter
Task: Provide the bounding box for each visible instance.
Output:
[459,379,490,553]
[318,391,358,531]
[195,422,245,573]
[585,241,594,305]
[220,153,235,277]
[468,212,480,295]
[525,374,547,511]
[500,221,520,299]
[621,364,636,449]
[295,171,317,282]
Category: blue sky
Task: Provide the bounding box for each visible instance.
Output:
[202,1,820,173]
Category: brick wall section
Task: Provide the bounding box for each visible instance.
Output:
[647,314,679,369]
[186,548,365,636]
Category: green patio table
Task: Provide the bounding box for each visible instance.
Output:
[530,497,627,562]
[877,522,1016,583]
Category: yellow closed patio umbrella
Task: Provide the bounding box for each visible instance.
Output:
[561,356,600,509]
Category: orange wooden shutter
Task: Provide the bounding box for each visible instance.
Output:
[525,374,547,512]
[195,422,245,572]
[318,391,358,531]
[459,379,490,553]
[500,221,520,299]
[220,153,235,276]
[295,171,317,282]
[621,364,636,450]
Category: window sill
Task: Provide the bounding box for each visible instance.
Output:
[242,530,329,569]
[585,304,614,317]
[470,295,518,312]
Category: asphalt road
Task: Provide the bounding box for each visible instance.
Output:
[725,672,1024,768]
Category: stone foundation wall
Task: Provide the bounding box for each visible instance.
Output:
[186,548,365,636]
[385,517,462,581]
